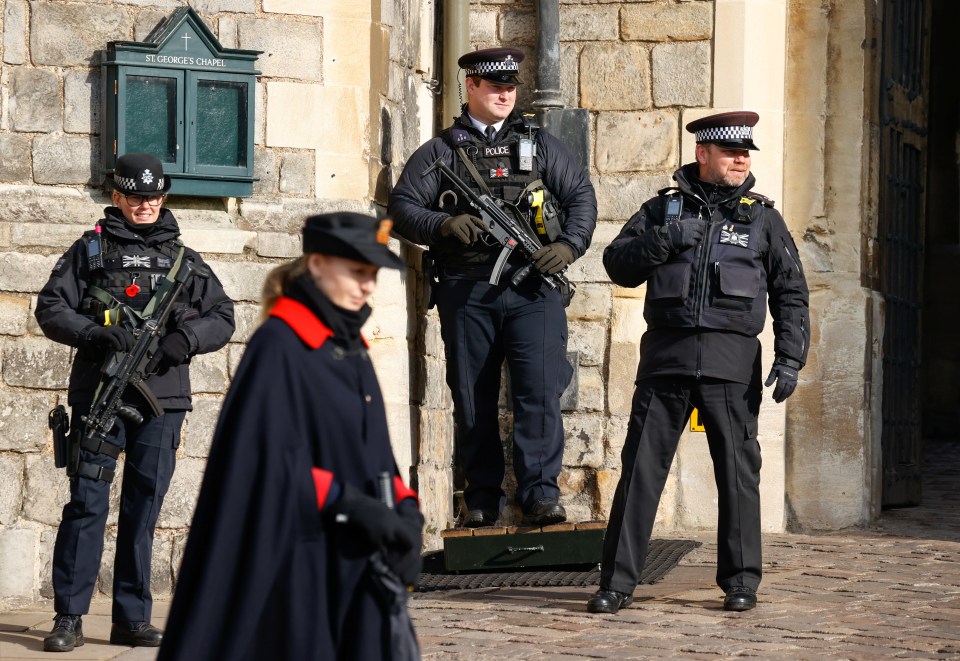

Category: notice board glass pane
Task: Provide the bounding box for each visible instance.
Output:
[125,75,178,162]
[195,80,247,168]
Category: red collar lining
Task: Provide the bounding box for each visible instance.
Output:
[269,297,334,349]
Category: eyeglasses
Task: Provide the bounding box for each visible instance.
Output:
[120,194,165,207]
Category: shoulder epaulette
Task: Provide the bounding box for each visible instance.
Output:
[657,186,681,197]
[520,113,540,131]
[444,126,473,147]
[745,191,776,207]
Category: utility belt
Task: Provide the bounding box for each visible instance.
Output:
[49,405,121,482]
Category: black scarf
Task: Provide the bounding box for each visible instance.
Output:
[285,273,370,351]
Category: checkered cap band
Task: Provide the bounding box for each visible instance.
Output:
[696,125,754,143]
[464,58,520,77]
[114,176,137,191]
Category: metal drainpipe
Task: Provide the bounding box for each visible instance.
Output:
[532,0,563,112]
[442,0,470,129]
[530,0,591,168]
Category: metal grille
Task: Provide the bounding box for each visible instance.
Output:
[416,539,700,592]
[878,0,929,507]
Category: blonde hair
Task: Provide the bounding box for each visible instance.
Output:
[260,255,309,320]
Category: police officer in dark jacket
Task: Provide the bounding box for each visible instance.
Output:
[389,47,597,527]
[35,153,235,652]
[587,112,809,615]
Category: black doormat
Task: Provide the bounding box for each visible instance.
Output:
[416,538,700,592]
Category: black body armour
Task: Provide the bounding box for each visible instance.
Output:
[79,224,186,327]
[645,193,771,337]
[433,115,547,266]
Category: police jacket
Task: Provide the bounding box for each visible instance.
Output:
[35,207,235,410]
[388,109,597,268]
[604,163,809,384]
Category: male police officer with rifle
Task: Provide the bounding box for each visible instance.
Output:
[35,153,234,652]
[389,47,596,528]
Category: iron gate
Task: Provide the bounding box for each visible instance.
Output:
[878,0,930,507]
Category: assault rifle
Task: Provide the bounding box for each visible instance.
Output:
[423,158,575,293]
[81,258,209,455]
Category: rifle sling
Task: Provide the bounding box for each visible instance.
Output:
[455,148,496,198]
[86,246,186,323]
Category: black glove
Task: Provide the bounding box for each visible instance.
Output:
[440,214,487,245]
[146,331,190,373]
[87,326,135,352]
[662,217,706,252]
[385,498,425,588]
[327,484,418,553]
[531,242,575,275]
[764,357,801,403]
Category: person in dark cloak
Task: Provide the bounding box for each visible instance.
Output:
[157,212,424,661]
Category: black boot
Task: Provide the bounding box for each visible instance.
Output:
[586,588,634,614]
[110,621,164,647]
[43,614,84,652]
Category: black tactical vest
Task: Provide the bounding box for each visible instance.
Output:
[79,225,185,325]
[433,115,545,265]
[645,192,771,337]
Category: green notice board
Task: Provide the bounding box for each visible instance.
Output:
[102,7,260,197]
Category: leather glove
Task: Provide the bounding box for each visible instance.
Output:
[385,498,425,588]
[87,326,135,352]
[532,242,575,275]
[146,331,190,373]
[764,357,801,403]
[440,214,487,245]
[662,217,706,252]
[326,484,418,553]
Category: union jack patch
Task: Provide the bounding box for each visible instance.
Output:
[719,224,749,247]
[122,255,152,268]
[489,166,510,178]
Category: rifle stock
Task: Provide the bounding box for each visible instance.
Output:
[423,158,574,293]
[81,258,210,448]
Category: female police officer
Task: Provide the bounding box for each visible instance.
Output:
[158,212,424,660]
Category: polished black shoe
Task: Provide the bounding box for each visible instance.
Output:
[522,498,567,526]
[723,586,757,611]
[587,588,634,614]
[463,508,498,528]
[109,621,163,647]
[43,614,83,652]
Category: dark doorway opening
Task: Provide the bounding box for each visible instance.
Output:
[921,0,960,439]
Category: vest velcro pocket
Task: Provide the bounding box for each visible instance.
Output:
[713,263,761,310]
[647,262,691,306]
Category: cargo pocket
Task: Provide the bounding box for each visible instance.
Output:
[647,262,691,307]
[712,264,761,311]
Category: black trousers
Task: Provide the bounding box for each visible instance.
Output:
[53,405,184,624]
[436,275,571,513]
[601,377,763,594]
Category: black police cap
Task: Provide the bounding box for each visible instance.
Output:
[111,152,173,194]
[458,47,524,85]
[685,111,760,151]
[302,212,403,270]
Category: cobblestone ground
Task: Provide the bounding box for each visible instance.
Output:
[2,439,958,660]
[410,438,960,660]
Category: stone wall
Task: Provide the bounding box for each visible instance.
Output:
[394,0,781,536]
[0,0,420,607]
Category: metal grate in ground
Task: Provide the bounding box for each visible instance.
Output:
[416,538,700,592]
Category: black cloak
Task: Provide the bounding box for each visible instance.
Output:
[158,283,417,660]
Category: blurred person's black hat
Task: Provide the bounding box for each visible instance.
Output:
[302,212,403,269]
